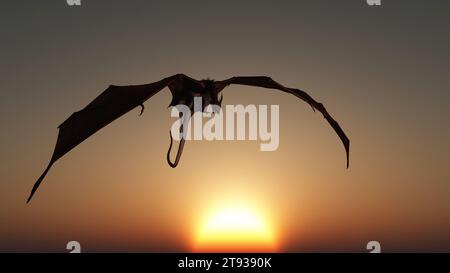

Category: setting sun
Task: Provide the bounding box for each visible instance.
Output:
[193,205,278,252]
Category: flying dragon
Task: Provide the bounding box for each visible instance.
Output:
[27,74,350,203]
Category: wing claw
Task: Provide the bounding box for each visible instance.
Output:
[139,104,145,116]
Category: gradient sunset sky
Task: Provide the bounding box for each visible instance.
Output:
[1,0,450,252]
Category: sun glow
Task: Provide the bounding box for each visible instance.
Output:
[193,205,277,252]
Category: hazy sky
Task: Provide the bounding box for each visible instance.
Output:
[1,0,450,252]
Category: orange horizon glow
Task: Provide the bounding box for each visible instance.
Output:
[192,205,279,253]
